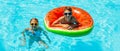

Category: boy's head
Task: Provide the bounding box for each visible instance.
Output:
[30,18,38,29]
[64,7,72,17]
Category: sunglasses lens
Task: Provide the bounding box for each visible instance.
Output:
[35,24,37,25]
[31,23,37,26]
[69,13,72,15]
[64,12,72,15]
[64,13,67,15]
[31,23,33,25]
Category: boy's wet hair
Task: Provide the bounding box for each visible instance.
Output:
[64,6,72,12]
[30,18,38,23]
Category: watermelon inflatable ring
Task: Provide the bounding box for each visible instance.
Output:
[44,6,94,37]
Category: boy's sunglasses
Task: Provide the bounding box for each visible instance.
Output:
[64,12,72,15]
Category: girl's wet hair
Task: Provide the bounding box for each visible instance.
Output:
[30,18,38,23]
[64,7,72,12]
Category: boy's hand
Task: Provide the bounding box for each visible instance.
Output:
[62,24,69,28]
[68,26,73,30]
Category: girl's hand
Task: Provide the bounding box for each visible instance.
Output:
[20,39,26,46]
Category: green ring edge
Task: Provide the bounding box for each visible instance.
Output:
[44,20,93,37]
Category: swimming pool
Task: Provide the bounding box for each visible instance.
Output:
[0,0,120,51]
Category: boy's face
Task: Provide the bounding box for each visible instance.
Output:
[64,10,72,21]
[64,10,72,17]
[30,19,38,30]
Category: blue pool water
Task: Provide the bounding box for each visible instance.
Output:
[0,0,120,51]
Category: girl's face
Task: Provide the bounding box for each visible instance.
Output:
[30,19,38,30]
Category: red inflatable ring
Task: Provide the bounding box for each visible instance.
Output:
[44,6,94,37]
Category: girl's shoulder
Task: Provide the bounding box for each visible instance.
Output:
[37,26,43,30]
[24,28,32,32]
[25,28,30,30]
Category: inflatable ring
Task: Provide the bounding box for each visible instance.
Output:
[44,6,94,37]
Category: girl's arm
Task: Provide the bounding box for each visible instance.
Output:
[43,31,51,43]
[38,27,51,43]
[21,28,29,45]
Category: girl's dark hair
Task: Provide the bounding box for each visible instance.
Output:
[64,6,72,12]
[30,18,38,23]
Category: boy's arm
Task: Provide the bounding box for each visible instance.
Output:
[51,16,64,26]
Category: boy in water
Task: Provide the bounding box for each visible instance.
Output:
[52,7,79,30]
[21,18,51,48]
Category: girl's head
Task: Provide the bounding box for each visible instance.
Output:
[30,18,39,30]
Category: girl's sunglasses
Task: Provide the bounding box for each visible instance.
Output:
[64,12,72,15]
[31,23,38,26]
